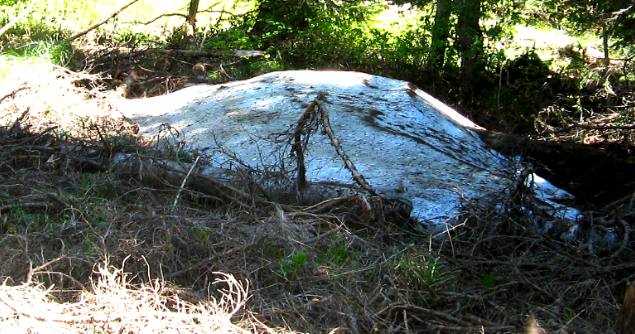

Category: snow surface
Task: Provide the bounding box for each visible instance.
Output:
[115,70,577,235]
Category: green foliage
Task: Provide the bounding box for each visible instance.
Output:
[2,39,74,65]
[245,0,432,72]
[0,208,53,234]
[84,238,96,258]
[111,30,157,48]
[1,0,631,131]
[325,240,348,265]
[229,59,285,80]
[526,0,635,59]
[393,251,455,292]
[480,271,496,288]
[276,250,307,280]
[165,26,190,49]
[192,226,211,242]
[205,27,256,50]
[316,238,351,267]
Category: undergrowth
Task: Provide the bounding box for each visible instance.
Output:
[0,64,632,333]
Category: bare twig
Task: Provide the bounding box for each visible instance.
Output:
[10,107,30,131]
[292,94,323,193]
[171,155,200,211]
[317,99,381,196]
[25,257,64,284]
[0,86,28,104]
[66,0,141,42]
[122,13,187,26]
[0,0,36,38]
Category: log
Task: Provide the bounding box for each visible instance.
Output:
[481,131,635,206]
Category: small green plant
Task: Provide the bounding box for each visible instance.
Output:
[9,208,34,226]
[394,252,454,291]
[84,239,96,258]
[78,174,97,196]
[481,271,497,289]
[276,250,307,280]
[325,240,348,265]
[192,226,211,242]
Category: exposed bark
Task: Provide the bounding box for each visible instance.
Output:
[186,0,200,38]
[620,281,635,334]
[427,0,453,70]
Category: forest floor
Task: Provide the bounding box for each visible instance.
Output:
[0,48,634,334]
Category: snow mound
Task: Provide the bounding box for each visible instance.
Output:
[115,70,575,234]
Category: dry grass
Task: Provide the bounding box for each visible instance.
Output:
[0,57,117,129]
[0,262,258,334]
[0,61,633,334]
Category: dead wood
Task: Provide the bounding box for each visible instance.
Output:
[620,281,635,334]
[292,95,322,193]
[0,86,28,104]
[481,130,635,205]
[89,46,265,58]
[292,93,382,199]
[66,0,141,42]
[110,153,259,207]
[317,98,381,197]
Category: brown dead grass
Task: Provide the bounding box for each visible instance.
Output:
[0,263,258,334]
[0,62,633,334]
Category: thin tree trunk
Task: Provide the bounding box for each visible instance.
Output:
[602,23,610,67]
[186,0,200,38]
[455,0,483,103]
[427,0,453,70]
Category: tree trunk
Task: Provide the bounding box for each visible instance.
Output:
[455,0,483,103]
[427,0,453,70]
[186,0,200,38]
[602,24,610,65]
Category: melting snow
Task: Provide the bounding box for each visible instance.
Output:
[115,70,579,235]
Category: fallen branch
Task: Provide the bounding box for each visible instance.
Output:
[292,93,382,198]
[66,0,141,42]
[317,98,381,197]
[292,94,323,193]
[559,123,635,131]
[171,155,201,210]
[110,153,259,208]
[79,46,266,58]
[0,86,28,104]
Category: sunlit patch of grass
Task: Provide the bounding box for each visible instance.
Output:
[0,262,258,333]
[2,0,256,50]
[2,39,75,66]
[504,24,601,72]
[369,2,429,34]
